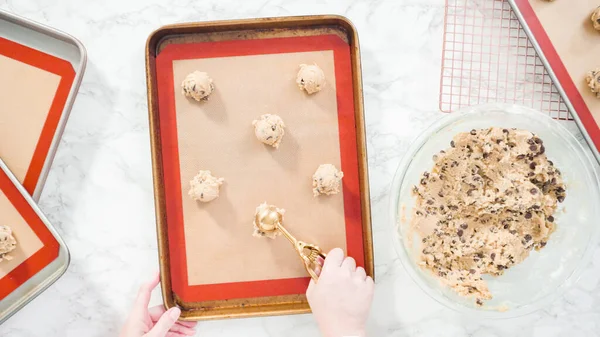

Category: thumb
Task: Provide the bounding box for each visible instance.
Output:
[146,307,181,337]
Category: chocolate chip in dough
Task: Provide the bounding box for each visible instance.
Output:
[525,212,532,219]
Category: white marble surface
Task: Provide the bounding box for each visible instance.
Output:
[1,0,600,336]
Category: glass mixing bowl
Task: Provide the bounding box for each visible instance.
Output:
[390,104,600,318]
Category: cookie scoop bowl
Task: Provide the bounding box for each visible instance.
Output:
[390,104,600,318]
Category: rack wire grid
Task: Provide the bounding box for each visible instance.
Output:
[439,0,571,120]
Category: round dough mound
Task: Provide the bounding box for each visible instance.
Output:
[253,202,285,239]
[181,71,215,101]
[312,164,344,196]
[592,6,600,31]
[252,114,286,148]
[296,64,325,94]
[188,170,224,203]
[412,127,566,306]
[586,69,600,98]
[0,225,17,262]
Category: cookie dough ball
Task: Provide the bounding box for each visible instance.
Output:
[252,114,286,148]
[181,71,215,101]
[592,6,600,30]
[188,170,224,203]
[586,69,600,98]
[0,225,17,262]
[312,164,344,196]
[296,64,325,94]
[253,202,285,239]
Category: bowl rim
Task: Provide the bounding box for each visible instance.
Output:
[389,103,600,319]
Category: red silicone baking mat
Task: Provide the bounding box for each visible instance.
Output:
[155,34,366,303]
[0,165,60,301]
[510,0,600,154]
[440,0,571,120]
[0,36,76,195]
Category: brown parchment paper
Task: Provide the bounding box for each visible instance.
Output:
[0,54,60,183]
[0,190,43,278]
[172,50,347,285]
[530,0,600,120]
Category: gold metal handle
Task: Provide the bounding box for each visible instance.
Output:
[278,225,326,281]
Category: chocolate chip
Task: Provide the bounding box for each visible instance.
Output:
[457,229,464,237]
[476,299,483,306]
[503,129,509,133]
[510,230,517,235]
[528,172,535,177]
[548,160,554,166]
[427,200,434,205]
[483,153,489,159]
[525,212,532,219]
[530,188,537,195]
[497,265,505,270]
[491,253,496,260]
[539,145,545,154]
[524,234,532,241]
[547,215,554,222]
[535,138,543,144]
[517,154,525,160]
[496,139,502,144]
[423,172,430,178]
[529,162,537,170]
[528,138,535,145]
[469,269,476,274]
[450,140,455,147]
[503,224,509,229]
[460,223,468,229]
[557,195,565,203]
[420,178,427,185]
[470,129,477,135]
[540,241,547,247]
[529,145,537,151]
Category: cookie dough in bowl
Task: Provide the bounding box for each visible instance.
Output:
[390,104,600,318]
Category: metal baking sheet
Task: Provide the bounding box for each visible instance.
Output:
[0,158,69,325]
[0,8,86,200]
[145,15,373,320]
[509,0,600,164]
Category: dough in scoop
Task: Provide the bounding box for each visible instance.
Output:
[312,164,344,196]
[252,114,286,148]
[586,69,600,98]
[181,71,215,101]
[0,225,17,262]
[296,64,325,94]
[188,170,224,203]
[592,6,600,30]
[253,202,285,239]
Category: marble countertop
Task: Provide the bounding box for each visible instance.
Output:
[2,0,600,336]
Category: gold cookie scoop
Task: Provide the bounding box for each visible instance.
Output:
[254,204,326,281]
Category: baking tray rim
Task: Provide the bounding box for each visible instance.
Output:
[145,14,373,320]
[507,0,600,164]
[0,158,70,325]
[0,8,87,201]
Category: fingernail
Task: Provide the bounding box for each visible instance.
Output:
[169,307,181,320]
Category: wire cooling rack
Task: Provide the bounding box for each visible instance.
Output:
[439,0,571,120]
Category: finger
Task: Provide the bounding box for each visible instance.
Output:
[306,278,316,297]
[322,248,344,271]
[149,305,167,322]
[354,266,367,281]
[146,307,181,337]
[341,256,356,271]
[174,320,198,328]
[168,323,197,336]
[133,272,160,316]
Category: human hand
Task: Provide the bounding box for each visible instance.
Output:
[306,248,374,337]
[119,273,197,337]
